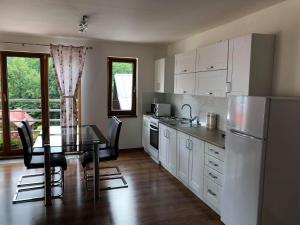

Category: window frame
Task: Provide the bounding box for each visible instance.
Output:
[107,57,137,117]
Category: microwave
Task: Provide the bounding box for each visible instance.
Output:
[151,103,171,117]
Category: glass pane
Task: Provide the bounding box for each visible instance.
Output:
[7,57,42,150]
[111,62,133,111]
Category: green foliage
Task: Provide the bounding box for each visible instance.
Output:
[112,62,133,76]
[7,57,60,127]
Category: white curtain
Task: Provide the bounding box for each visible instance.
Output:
[50,45,87,147]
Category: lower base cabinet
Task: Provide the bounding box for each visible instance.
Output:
[159,124,177,176]
[158,126,225,215]
[177,131,205,198]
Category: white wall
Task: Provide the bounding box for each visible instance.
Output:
[81,41,166,149]
[168,0,300,97]
[0,33,166,149]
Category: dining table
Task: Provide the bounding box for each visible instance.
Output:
[33,125,108,206]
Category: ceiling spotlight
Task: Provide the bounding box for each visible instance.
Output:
[79,15,88,33]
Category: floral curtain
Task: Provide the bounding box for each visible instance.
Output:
[50,45,87,147]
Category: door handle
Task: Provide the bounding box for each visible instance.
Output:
[189,140,193,150]
[208,172,218,179]
[185,139,189,149]
[207,189,216,197]
[209,161,218,167]
[210,149,219,155]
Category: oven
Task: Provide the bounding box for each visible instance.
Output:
[149,118,159,150]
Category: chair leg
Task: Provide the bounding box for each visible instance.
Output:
[99,175,128,190]
[99,166,121,177]
[17,168,61,187]
[83,165,128,191]
[13,167,65,204]
[12,183,61,204]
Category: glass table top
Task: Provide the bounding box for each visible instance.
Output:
[33,125,107,150]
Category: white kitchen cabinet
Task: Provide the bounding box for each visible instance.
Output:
[158,124,168,167]
[166,126,177,176]
[177,131,205,197]
[177,131,190,185]
[142,115,150,154]
[175,49,197,74]
[154,56,175,93]
[197,40,228,72]
[159,123,177,176]
[189,136,205,197]
[174,73,195,95]
[196,70,227,97]
[227,34,275,96]
[203,142,225,214]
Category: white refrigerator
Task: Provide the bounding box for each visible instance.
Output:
[221,96,300,225]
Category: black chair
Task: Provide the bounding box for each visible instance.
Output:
[81,116,127,190]
[13,124,67,204]
[21,119,62,155]
[17,119,63,188]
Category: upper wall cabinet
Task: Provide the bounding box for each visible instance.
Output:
[174,73,196,95]
[227,34,275,96]
[154,56,175,93]
[196,70,227,97]
[196,40,228,72]
[175,49,197,74]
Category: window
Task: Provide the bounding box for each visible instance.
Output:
[107,57,137,117]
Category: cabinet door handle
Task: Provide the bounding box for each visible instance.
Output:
[206,92,213,95]
[185,139,189,149]
[226,82,232,93]
[189,140,193,150]
[210,149,219,155]
[209,161,218,167]
[206,66,214,70]
[183,90,187,94]
[208,172,218,179]
[183,69,187,72]
[208,189,217,197]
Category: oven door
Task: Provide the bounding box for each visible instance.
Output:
[150,124,159,150]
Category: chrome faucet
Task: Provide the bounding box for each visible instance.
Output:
[181,104,199,125]
[181,104,192,122]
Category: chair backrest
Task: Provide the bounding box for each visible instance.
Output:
[17,124,33,168]
[108,116,122,158]
[21,119,33,147]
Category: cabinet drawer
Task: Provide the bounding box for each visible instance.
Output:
[205,154,224,174]
[205,143,225,161]
[205,166,224,186]
[204,177,222,211]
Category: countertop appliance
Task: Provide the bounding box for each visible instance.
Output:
[206,112,217,130]
[153,103,171,117]
[221,96,300,225]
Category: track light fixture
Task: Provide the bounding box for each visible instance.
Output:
[79,15,88,33]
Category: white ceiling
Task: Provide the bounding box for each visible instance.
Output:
[0,0,285,43]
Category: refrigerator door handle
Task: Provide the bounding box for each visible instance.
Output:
[230,129,263,140]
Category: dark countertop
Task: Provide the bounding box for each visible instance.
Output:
[158,119,225,149]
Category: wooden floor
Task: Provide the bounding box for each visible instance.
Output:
[0,150,223,225]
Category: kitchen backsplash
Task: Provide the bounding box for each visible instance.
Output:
[142,92,228,131]
[165,94,228,131]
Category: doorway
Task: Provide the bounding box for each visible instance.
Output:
[0,51,80,157]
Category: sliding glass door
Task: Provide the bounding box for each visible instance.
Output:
[0,52,48,156]
[0,52,81,157]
